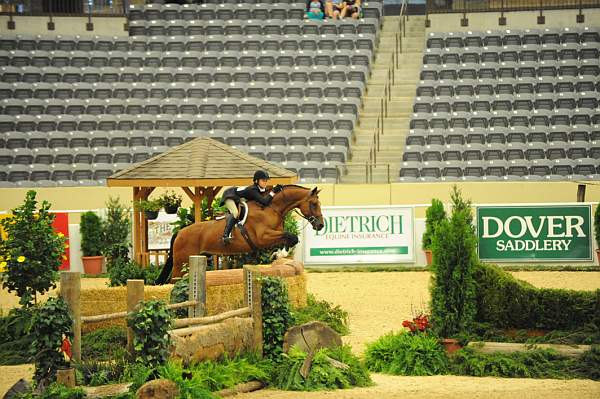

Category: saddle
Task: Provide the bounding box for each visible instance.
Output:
[215,202,249,226]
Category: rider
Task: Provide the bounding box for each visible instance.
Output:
[220,170,283,244]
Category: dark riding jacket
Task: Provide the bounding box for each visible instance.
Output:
[220,184,273,207]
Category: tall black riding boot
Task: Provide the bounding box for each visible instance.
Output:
[222,214,237,245]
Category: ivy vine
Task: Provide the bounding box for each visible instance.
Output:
[127,300,172,370]
[261,276,294,359]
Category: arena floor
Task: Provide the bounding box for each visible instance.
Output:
[1,271,599,397]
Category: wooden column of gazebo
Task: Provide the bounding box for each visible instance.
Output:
[107,138,297,266]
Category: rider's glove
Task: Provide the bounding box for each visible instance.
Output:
[273,184,284,193]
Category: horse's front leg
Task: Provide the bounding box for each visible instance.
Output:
[260,229,298,248]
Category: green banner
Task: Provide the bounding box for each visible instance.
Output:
[310,246,409,256]
[477,206,592,261]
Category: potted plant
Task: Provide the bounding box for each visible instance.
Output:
[158,190,183,214]
[422,198,446,265]
[80,211,104,275]
[135,199,161,220]
[595,202,600,264]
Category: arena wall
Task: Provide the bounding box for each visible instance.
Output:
[426,8,600,32]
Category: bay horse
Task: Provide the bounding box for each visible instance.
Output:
[156,185,324,283]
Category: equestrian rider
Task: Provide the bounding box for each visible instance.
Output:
[220,170,283,244]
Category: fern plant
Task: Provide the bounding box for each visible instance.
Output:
[364,331,448,376]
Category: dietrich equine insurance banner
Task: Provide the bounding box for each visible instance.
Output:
[477,205,592,261]
[303,206,415,264]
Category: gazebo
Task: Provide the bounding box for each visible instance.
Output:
[107,137,298,265]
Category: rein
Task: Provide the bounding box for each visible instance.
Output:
[274,186,318,229]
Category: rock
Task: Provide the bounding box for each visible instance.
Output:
[136,379,179,399]
[3,379,31,399]
[283,321,342,354]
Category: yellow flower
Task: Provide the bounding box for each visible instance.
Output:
[62,255,67,261]
[17,256,25,263]
[57,232,64,238]
[0,261,6,272]
[65,244,69,249]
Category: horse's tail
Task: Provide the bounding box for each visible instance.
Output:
[155,231,178,285]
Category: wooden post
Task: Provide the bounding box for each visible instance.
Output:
[577,184,586,202]
[133,187,154,266]
[126,279,145,354]
[188,256,206,318]
[56,368,76,388]
[244,265,263,356]
[60,272,81,363]
[194,186,203,223]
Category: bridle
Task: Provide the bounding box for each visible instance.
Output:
[274,186,321,229]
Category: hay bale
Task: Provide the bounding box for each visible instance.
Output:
[80,269,306,332]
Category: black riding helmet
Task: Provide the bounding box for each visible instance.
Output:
[253,170,270,183]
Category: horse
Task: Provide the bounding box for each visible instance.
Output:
[156,185,325,283]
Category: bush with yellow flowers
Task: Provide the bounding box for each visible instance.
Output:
[0,190,66,307]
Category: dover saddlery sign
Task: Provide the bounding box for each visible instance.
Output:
[303,206,414,264]
[477,205,592,261]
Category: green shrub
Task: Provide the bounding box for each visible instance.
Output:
[169,273,189,318]
[449,346,576,379]
[80,211,104,257]
[364,331,448,376]
[573,345,600,380]
[422,198,446,250]
[473,263,600,330]
[273,345,371,391]
[15,382,87,399]
[81,326,127,361]
[0,190,66,307]
[261,276,294,359]
[595,203,600,249]
[76,357,129,386]
[0,308,33,365]
[430,187,478,337]
[102,197,131,264]
[30,297,73,387]
[186,354,271,391]
[292,294,349,335]
[107,259,161,287]
[156,360,214,399]
[127,300,172,369]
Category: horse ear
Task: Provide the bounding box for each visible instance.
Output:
[311,187,319,196]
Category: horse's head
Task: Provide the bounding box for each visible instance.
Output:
[298,187,325,231]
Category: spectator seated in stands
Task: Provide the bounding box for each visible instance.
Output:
[306,0,326,20]
[325,0,345,20]
[343,0,362,19]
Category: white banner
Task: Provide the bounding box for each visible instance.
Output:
[303,206,415,264]
[148,213,178,250]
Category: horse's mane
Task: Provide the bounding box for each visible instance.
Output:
[281,184,310,190]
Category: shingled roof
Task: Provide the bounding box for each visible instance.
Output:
[107,137,297,187]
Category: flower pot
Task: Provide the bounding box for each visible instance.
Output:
[440,338,462,354]
[145,210,159,220]
[82,256,103,275]
[424,249,433,265]
[164,204,179,214]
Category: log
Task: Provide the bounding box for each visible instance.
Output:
[216,381,264,397]
[83,382,132,398]
[173,307,251,328]
[467,341,591,358]
[81,301,198,323]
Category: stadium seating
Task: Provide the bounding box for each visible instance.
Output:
[0,1,384,186]
[400,27,600,182]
